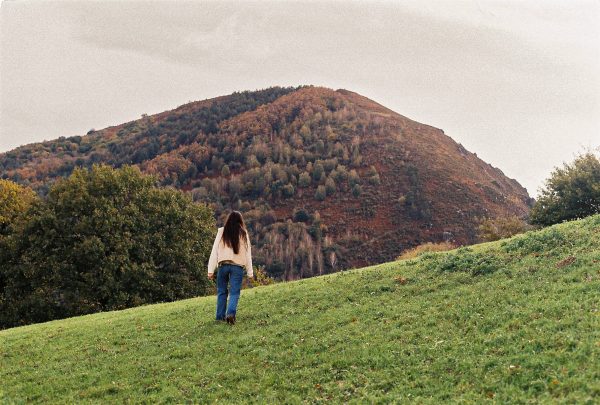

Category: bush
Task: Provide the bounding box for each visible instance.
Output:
[501,227,569,256]
[397,241,456,260]
[0,165,215,329]
[351,184,362,197]
[246,266,275,288]
[530,152,600,226]
[478,215,532,242]
[423,248,502,276]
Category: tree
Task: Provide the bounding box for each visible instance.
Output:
[298,172,311,188]
[351,144,361,166]
[478,215,532,242]
[300,124,311,141]
[221,164,231,177]
[348,169,360,187]
[315,185,326,201]
[211,155,222,172]
[312,162,324,182]
[352,184,362,197]
[282,184,295,198]
[0,179,37,236]
[368,173,381,186]
[325,177,336,195]
[334,165,348,183]
[366,165,380,184]
[293,208,310,222]
[530,152,600,226]
[246,154,260,169]
[316,140,325,154]
[0,165,215,328]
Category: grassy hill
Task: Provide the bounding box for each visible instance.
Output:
[1,215,598,403]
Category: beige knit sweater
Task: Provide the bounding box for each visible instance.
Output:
[207,227,253,277]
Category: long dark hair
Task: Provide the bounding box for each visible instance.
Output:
[222,211,248,254]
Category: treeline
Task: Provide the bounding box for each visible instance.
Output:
[0,87,299,187]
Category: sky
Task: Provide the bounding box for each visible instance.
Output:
[1,0,599,196]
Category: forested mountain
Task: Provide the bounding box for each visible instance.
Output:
[0,86,532,279]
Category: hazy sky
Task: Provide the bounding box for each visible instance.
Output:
[1,0,599,196]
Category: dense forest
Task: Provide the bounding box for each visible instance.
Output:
[0,86,532,279]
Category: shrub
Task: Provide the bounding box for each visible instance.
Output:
[501,227,569,256]
[397,241,456,260]
[530,152,600,226]
[478,215,533,242]
[246,266,275,288]
[352,184,362,197]
[423,248,503,276]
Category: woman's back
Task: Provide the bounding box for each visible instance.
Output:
[214,227,251,266]
[207,222,253,278]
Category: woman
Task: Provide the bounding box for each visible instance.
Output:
[207,211,253,325]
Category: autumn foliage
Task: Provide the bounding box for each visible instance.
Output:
[1,86,532,280]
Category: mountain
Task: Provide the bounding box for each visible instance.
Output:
[2,215,598,403]
[0,86,532,279]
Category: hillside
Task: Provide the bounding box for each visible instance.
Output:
[1,215,598,403]
[0,86,532,278]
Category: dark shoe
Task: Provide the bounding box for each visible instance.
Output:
[226,314,236,325]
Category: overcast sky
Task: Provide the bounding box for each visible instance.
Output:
[1,0,599,196]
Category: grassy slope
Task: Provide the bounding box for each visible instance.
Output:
[1,216,599,404]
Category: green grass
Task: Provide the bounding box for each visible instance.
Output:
[2,215,599,404]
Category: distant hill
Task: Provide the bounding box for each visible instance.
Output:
[1,215,597,403]
[0,86,532,279]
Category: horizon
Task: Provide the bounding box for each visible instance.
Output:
[1,1,599,196]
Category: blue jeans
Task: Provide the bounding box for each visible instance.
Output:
[216,264,244,320]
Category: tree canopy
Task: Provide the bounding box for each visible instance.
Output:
[530,152,600,226]
[0,165,215,328]
[0,179,37,236]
